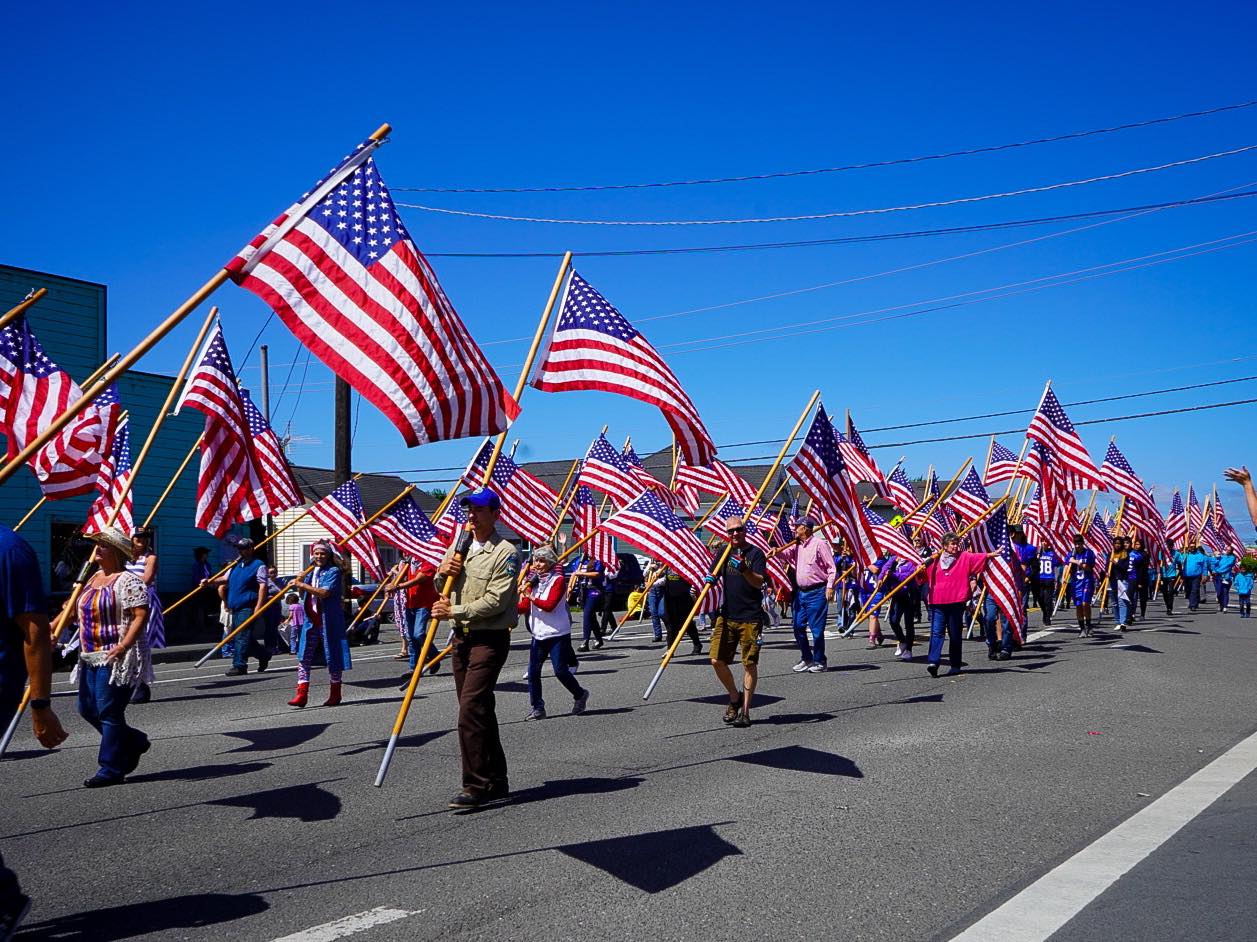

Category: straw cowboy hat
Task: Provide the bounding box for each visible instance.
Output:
[86,526,135,561]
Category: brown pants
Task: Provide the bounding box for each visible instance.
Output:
[451,631,510,795]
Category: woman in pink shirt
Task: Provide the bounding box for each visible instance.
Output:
[923,533,997,677]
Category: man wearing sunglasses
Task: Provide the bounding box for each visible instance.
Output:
[710,517,768,727]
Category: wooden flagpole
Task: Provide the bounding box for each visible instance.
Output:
[907,456,974,538]
[344,562,406,635]
[195,482,416,667]
[1051,488,1101,613]
[13,497,46,532]
[375,250,573,787]
[0,287,47,330]
[0,124,394,493]
[643,390,820,700]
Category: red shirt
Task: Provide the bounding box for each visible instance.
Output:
[404,561,438,609]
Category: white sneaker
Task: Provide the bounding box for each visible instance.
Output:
[807,662,828,673]
[792,660,812,672]
[893,644,905,658]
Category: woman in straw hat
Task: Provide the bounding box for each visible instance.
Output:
[285,540,352,708]
[75,526,151,787]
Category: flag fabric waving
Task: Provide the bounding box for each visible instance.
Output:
[884,465,918,512]
[1086,512,1113,558]
[435,498,468,541]
[308,479,383,580]
[786,403,881,567]
[571,485,618,575]
[83,417,133,535]
[623,443,680,508]
[1100,441,1157,519]
[227,137,518,448]
[176,323,300,536]
[600,491,714,597]
[461,440,559,546]
[240,389,304,511]
[839,416,886,493]
[33,382,121,500]
[982,505,1025,644]
[577,433,644,508]
[984,441,1021,486]
[1165,490,1187,546]
[1186,485,1204,540]
[864,507,918,561]
[947,468,994,523]
[1025,387,1104,490]
[673,459,758,508]
[371,494,445,568]
[532,272,716,465]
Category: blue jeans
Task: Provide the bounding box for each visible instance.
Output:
[527,636,586,711]
[77,662,148,779]
[982,596,1012,654]
[582,592,604,643]
[648,584,665,640]
[405,607,432,670]
[928,603,966,668]
[231,606,268,669]
[792,586,829,665]
[1184,576,1202,610]
[1240,594,1251,617]
[1114,583,1130,625]
[1214,576,1232,609]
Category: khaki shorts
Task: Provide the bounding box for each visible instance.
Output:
[711,617,761,666]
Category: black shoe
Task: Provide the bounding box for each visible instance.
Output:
[224,666,247,676]
[122,737,151,776]
[691,645,703,656]
[485,782,511,803]
[576,643,590,653]
[448,790,482,810]
[427,659,442,675]
[732,711,752,728]
[130,683,151,704]
[927,663,939,678]
[258,655,271,673]
[83,773,125,789]
[997,651,1012,661]
[987,650,999,660]
[0,893,31,942]
[723,698,741,723]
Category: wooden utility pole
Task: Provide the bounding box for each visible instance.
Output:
[334,377,352,486]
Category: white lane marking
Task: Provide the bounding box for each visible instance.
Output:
[50,652,401,692]
[268,907,418,942]
[949,726,1257,941]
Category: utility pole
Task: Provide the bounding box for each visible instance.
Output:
[334,376,352,486]
[259,344,271,421]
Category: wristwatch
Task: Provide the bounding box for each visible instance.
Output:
[30,698,51,711]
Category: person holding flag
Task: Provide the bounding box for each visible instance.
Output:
[285,541,352,709]
[1034,542,1059,626]
[923,533,997,677]
[394,556,439,681]
[773,516,836,673]
[709,517,768,728]
[206,538,272,676]
[518,545,590,721]
[1066,533,1099,635]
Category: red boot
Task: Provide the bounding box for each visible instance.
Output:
[323,682,342,707]
[287,683,309,708]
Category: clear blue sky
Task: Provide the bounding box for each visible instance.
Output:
[4,1,1255,536]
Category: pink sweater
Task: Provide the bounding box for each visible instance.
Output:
[925,552,987,605]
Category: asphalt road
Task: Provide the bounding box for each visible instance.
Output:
[5,598,1257,942]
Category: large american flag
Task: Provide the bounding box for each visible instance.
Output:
[435,498,468,541]
[600,490,715,601]
[1213,497,1246,557]
[461,440,559,546]
[371,494,445,567]
[83,416,133,535]
[577,432,644,508]
[227,138,517,448]
[1025,387,1104,490]
[786,403,881,567]
[1086,512,1114,558]
[947,467,994,523]
[983,505,1025,643]
[0,315,116,499]
[623,442,680,508]
[907,468,953,545]
[175,323,300,536]
[1164,490,1187,545]
[984,440,1021,486]
[240,389,303,511]
[864,506,918,561]
[673,459,758,508]
[532,272,716,465]
[885,464,918,512]
[1100,441,1157,520]
[572,485,618,574]
[839,415,887,494]
[1186,485,1204,540]
[308,479,383,579]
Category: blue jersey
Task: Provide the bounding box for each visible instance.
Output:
[1037,550,1058,585]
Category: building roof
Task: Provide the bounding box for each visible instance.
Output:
[289,465,443,516]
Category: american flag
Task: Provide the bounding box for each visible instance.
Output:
[673,459,758,508]
[435,498,468,541]
[907,468,952,545]
[240,389,304,511]
[532,272,716,465]
[947,467,994,523]
[175,323,300,536]
[227,138,517,448]
[982,505,1025,643]
[623,442,681,508]
[308,479,383,579]
[1164,490,1187,545]
[1199,512,1224,554]
[984,440,1021,486]
[786,403,881,567]
[577,432,644,508]
[83,416,133,535]
[1086,512,1113,558]
[885,465,918,512]
[1025,387,1104,490]
[371,494,445,567]
[1186,485,1204,540]
[839,415,887,494]
[600,490,715,602]
[0,315,117,499]
[1213,497,1246,557]
[864,506,918,561]
[571,485,618,574]
[461,440,559,546]
[1100,442,1157,520]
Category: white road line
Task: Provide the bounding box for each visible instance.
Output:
[50,651,401,691]
[949,725,1257,941]
[268,907,418,942]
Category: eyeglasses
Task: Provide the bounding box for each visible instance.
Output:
[727,526,745,532]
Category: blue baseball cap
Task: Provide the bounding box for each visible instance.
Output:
[460,487,502,510]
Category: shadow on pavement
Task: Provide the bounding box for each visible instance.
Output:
[221,722,332,753]
[558,823,741,892]
[208,781,343,822]
[506,775,645,808]
[346,675,414,690]
[126,761,272,784]
[146,691,250,705]
[338,729,448,758]
[687,692,785,707]
[17,892,270,940]
[727,745,863,778]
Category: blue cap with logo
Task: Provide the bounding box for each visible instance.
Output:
[460,487,502,510]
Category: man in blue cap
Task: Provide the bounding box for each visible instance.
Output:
[431,487,520,810]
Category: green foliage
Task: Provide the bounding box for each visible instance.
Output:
[1241,555,1257,574]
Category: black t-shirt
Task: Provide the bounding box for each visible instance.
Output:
[722,545,768,622]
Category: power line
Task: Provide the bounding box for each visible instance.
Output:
[393,98,1257,194]
[395,143,1257,226]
